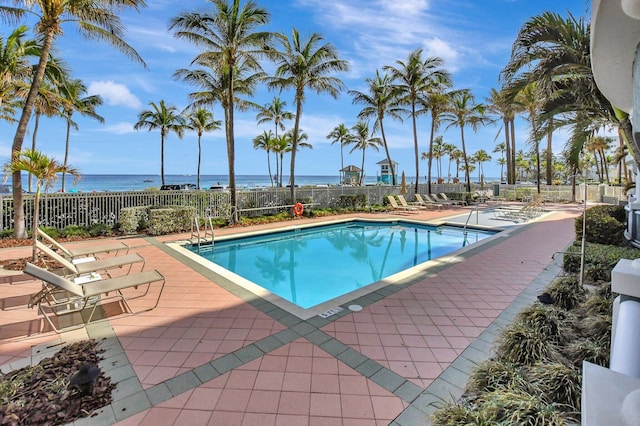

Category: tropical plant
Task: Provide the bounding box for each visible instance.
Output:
[326,123,353,182]
[134,100,186,186]
[253,130,275,186]
[0,0,146,238]
[349,69,403,185]
[486,87,518,184]
[256,96,293,139]
[349,121,382,185]
[58,78,104,192]
[472,149,492,185]
[3,149,79,261]
[170,0,272,222]
[269,27,349,204]
[421,135,446,182]
[185,108,221,189]
[441,89,490,192]
[384,49,449,194]
[493,142,506,181]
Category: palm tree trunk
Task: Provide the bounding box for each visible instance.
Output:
[536,142,541,194]
[11,29,56,238]
[510,118,517,185]
[266,150,273,188]
[411,103,419,194]
[290,92,303,205]
[31,185,41,262]
[161,133,166,186]
[460,128,471,193]
[504,117,511,184]
[29,113,40,193]
[379,119,396,185]
[62,120,71,192]
[197,135,202,189]
[360,147,366,186]
[427,116,436,195]
[546,117,553,184]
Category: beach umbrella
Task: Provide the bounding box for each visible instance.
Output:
[400,171,407,195]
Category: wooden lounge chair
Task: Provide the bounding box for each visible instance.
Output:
[414,194,444,210]
[438,192,467,206]
[397,194,431,210]
[25,262,165,332]
[37,227,128,260]
[35,240,145,278]
[386,195,419,213]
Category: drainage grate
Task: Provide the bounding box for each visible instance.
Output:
[318,307,344,318]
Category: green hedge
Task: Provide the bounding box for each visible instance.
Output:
[148,206,196,236]
[563,242,640,282]
[120,206,149,235]
[575,205,626,246]
[337,194,368,209]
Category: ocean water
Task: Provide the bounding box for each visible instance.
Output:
[8,174,382,193]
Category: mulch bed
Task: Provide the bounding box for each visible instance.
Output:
[0,339,115,425]
[0,237,86,271]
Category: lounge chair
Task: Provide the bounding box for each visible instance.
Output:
[414,194,444,210]
[386,195,419,213]
[397,194,431,210]
[35,240,145,278]
[493,199,544,222]
[438,193,467,206]
[25,262,165,332]
[37,227,128,259]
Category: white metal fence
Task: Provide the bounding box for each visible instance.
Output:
[0,183,624,232]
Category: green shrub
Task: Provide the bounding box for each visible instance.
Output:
[337,194,367,209]
[545,276,586,311]
[495,322,553,365]
[477,389,566,425]
[466,359,527,394]
[575,205,626,246]
[88,223,113,237]
[563,242,640,281]
[38,226,60,239]
[62,225,90,238]
[147,206,195,236]
[120,206,149,234]
[528,362,581,411]
[516,304,569,342]
[563,339,610,368]
[431,402,487,425]
[0,229,13,238]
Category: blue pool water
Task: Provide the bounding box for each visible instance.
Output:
[189,221,495,309]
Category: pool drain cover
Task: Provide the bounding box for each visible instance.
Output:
[318,307,343,318]
[348,304,363,312]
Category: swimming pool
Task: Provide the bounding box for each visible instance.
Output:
[182,220,495,313]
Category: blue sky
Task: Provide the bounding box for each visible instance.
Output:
[0,0,588,181]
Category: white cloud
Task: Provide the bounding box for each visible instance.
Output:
[99,122,136,135]
[88,81,142,109]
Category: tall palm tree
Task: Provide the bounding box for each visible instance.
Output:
[58,78,104,192]
[486,87,517,184]
[421,135,446,182]
[272,134,290,188]
[384,49,449,194]
[0,0,146,238]
[3,149,79,261]
[441,89,490,192]
[134,100,186,186]
[493,142,507,182]
[269,27,349,204]
[185,108,221,189]
[170,0,272,221]
[350,121,382,186]
[326,123,353,182]
[256,96,294,140]
[472,149,492,185]
[349,70,403,185]
[253,130,275,186]
[515,83,544,193]
[420,86,456,193]
[28,82,62,192]
[443,142,457,182]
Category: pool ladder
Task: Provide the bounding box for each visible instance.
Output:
[191,209,214,251]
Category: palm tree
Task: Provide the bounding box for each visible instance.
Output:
[3,149,79,261]
[350,122,382,186]
[384,49,449,194]
[170,0,272,221]
[419,83,454,194]
[269,27,349,203]
[0,0,145,238]
[58,78,104,192]
[253,130,276,186]
[272,134,290,188]
[443,143,457,182]
[441,89,490,192]
[421,135,446,182]
[493,142,507,182]
[486,87,517,184]
[185,108,221,189]
[326,123,353,182]
[472,149,492,186]
[134,100,186,186]
[256,96,294,140]
[515,83,544,193]
[349,70,403,185]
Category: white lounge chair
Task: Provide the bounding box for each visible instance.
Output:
[36,240,145,278]
[386,195,419,213]
[25,262,165,332]
[37,228,129,260]
[437,193,467,206]
[414,194,444,210]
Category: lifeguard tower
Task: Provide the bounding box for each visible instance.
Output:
[340,165,362,185]
[376,159,398,184]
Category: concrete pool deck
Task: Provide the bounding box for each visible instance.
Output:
[0,202,581,425]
